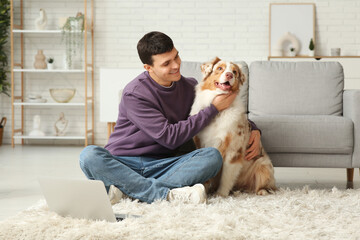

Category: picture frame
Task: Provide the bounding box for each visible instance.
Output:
[269,3,316,57]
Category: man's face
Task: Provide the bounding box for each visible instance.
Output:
[144,47,182,87]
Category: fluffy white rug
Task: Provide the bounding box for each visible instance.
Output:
[1,187,360,240]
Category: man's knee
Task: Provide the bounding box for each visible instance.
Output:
[79,145,103,169]
[203,147,223,172]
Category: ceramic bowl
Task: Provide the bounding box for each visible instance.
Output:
[49,88,76,103]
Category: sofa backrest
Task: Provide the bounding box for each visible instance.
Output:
[181,61,249,108]
[249,61,344,116]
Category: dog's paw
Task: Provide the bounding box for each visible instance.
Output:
[256,189,269,196]
[215,191,229,198]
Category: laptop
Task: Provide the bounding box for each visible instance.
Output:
[38,178,139,222]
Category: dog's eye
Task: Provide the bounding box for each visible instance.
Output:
[217,67,223,71]
[233,70,237,75]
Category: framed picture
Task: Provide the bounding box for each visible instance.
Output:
[269,3,316,57]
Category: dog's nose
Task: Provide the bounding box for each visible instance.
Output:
[225,72,233,80]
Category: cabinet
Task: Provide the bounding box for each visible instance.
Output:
[10,0,94,147]
[268,56,360,90]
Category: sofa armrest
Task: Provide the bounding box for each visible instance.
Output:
[343,90,360,167]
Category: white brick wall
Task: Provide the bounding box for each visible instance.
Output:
[1,0,360,146]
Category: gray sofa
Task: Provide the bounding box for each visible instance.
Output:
[180,61,360,182]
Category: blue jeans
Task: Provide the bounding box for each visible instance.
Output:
[79,145,222,203]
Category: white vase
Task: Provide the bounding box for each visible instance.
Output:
[34,9,48,30]
[47,63,54,70]
[309,50,315,57]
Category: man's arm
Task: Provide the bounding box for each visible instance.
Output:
[246,120,261,161]
[123,91,238,150]
[123,93,218,150]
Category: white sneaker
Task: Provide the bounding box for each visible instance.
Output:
[167,184,207,204]
[108,185,125,205]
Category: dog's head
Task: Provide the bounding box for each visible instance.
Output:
[200,57,246,93]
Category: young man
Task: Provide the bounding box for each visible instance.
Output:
[79,31,261,204]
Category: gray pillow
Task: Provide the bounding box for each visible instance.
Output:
[249,61,344,116]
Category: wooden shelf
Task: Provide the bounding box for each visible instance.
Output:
[13,29,91,34]
[13,135,86,140]
[13,69,85,73]
[13,102,86,106]
[268,56,360,60]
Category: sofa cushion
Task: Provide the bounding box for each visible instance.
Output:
[249,114,353,154]
[249,61,344,116]
[181,61,249,109]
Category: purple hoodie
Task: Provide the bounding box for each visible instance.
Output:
[105,71,219,158]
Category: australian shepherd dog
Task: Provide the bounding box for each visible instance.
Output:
[190,57,276,197]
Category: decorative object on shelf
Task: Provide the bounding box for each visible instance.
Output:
[34,8,47,30]
[331,48,341,56]
[29,115,45,136]
[274,32,300,57]
[0,117,6,146]
[26,94,47,103]
[54,112,68,136]
[58,17,67,29]
[47,57,54,70]
[269,3,315,57]
[61,12,84,69]
[33,50,47,69]
[0,0,10,97]
[309,38,315,56]
[49,88,76,103]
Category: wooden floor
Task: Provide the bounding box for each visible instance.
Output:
[0,145,359,221]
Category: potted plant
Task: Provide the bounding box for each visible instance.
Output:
[61,12,84,69]
[289,47,296,57]
[0,0,10,97]
[47,57,54,70]
[309,38,315,57]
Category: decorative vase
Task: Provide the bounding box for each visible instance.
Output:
[29,115,45,136]
[309,50,315,57]
[331,48,341,56]
[34,9,47,30]
[34,50,47,69]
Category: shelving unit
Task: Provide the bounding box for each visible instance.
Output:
[13,69,85,73]
[10,0,94,147]
[268,56,360,60]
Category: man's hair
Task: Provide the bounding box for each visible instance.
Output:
[137,31,174,65]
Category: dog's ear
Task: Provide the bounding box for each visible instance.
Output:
[200,57,221,79]
[236,64,246,85]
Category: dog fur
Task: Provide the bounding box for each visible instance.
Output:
[190,57,276,197]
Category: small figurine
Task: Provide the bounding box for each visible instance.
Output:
[54,112,68,136]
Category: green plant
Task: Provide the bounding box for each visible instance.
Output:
[290,47,295,52]
[0,0,10,96]
[47,57,54,64]
[309,38,315,51]
[61,12,84,69]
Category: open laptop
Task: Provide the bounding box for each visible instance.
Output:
[38,178,139,222]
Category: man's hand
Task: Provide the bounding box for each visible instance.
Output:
[212,91,238,112]
[245,130,261,161]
